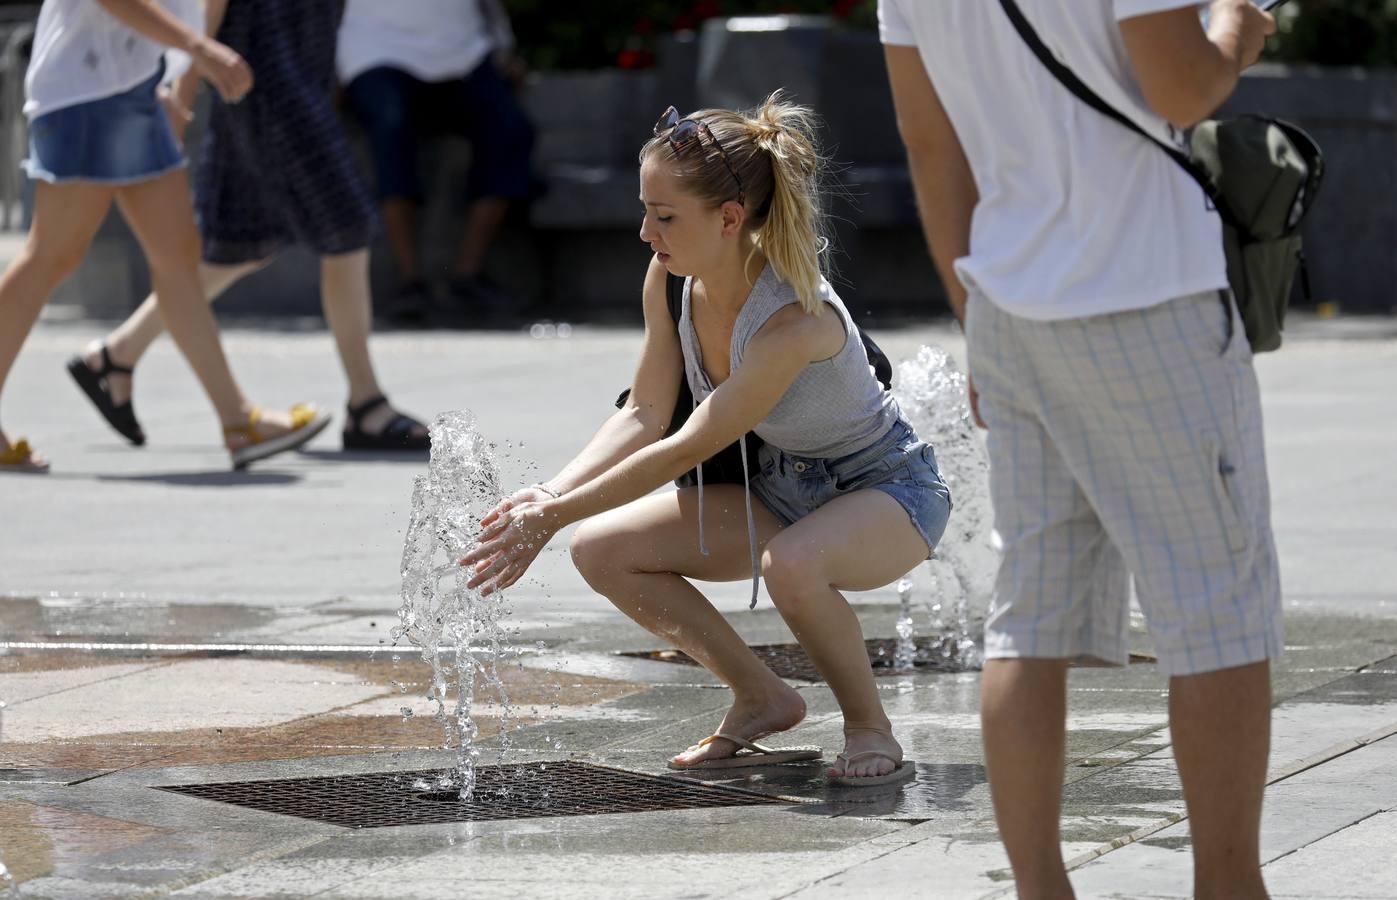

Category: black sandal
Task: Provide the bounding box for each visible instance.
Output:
[65,345,145,446]
[343,395,430,451]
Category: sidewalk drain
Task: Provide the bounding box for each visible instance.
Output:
[621,638,971,682]
[156,761,787,828]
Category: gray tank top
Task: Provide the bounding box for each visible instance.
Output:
[677,264,901,608]
[679,263,899,458]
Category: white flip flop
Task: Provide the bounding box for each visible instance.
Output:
[826,750,916,787]
[667,732,823,771]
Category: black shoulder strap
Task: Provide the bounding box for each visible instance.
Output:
[996,0,1219,204]
[664,273,685,329]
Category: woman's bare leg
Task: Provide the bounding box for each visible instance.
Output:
[761,490,931,779]
[319,249,425,438]
[570,486,804,763]
[113,170,293,440]
[89,259,267,406]
[0,181,116,462]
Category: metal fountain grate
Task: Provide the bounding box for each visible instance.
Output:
[156,761,788,828]
[621,640,1155,682]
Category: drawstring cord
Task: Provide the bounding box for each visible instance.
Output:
[739,433,759,608]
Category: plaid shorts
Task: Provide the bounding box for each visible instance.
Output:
[966,290,1283,677]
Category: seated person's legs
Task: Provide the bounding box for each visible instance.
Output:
[441,58,537,313]
[344,66,430,315]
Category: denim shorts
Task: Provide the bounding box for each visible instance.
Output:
[751,419,953,556]
[24,66,185,185]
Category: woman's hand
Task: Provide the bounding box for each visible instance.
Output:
[190,36,253,103]
[459,500,560,595]
[480,486,553,530]
[156,84,193,143]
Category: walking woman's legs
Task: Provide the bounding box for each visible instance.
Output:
[570,486,806,762]
[319,249,426,438]
[0,181,115,460]
[760,490,931,779]
[319,249,381,405]
[113,169,294,439]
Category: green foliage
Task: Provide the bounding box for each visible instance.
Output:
[1267,0,1397,67]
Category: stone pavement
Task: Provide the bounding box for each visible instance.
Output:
[2,312,1397,898]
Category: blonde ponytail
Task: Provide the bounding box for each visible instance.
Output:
[748,92,828,314]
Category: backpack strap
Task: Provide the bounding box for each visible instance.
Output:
[997,0,1223,211]
[665,272,685,328]
[617,274,688,410]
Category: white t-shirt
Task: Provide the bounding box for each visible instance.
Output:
[879,0,1228,321]
[337,0,498,85]
[24,0,201,119]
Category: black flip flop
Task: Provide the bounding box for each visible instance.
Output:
[342,395,430,451]
[65,346,145,446]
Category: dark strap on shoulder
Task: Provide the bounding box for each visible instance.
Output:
[996,0,1219,204]
[664,272,684,328]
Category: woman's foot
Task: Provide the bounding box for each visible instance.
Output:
[67,341,144,446]
[80,340,132,406]
[0,433,49,473]
[826,725,904,780]
[223,404,332,469]
[343,394,429,450]
[669,682,807,767]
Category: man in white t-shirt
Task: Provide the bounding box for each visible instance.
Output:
[880,1,1279,896]
[338,0,534,325]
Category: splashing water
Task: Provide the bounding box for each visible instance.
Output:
[0,859,17,899]
[395,411,518,799]
[892,577,917,671]
[891,345,996,669]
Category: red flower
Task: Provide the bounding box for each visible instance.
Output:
[617,49,654,69]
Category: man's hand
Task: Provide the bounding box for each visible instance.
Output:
[1206,0,1277,71]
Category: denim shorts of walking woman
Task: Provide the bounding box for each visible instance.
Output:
[24,62,184,186]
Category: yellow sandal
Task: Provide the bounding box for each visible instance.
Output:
[0,438,50,474]
[225,404,331,470]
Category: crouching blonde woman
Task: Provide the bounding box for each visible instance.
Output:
[461,92,952,786]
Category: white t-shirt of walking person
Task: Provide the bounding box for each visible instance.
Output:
[878,0,1229,321]
[24,0,202,119]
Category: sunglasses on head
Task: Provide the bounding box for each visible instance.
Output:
[654,106,745,206]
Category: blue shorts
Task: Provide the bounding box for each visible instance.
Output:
[751,419,953,556]
[343,60,535,203]
[24,65,184,185]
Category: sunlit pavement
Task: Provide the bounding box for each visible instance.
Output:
[2,314,1396,898]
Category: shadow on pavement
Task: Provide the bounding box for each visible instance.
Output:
[295,448,429,465]
[95,471,303,487]
[672,760,987,820]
